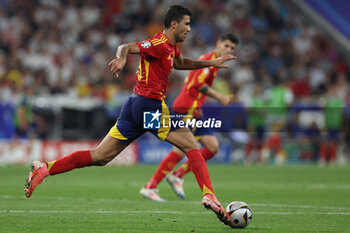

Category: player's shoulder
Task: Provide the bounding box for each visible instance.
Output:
[139,33,167,51]
[149,32,168,47]
[198,51,216,60]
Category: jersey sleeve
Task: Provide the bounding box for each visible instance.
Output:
[136,40,164,58]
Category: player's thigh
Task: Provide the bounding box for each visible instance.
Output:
[199,135,219,153]
[165,128,201,153]
[90,134,129,165]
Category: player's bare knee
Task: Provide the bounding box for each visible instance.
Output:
[185,140,201,151]
[202,136,219,154]
[194,141,201,150]
[173,147,186,157]
[208,145,219,154]
[208,142,219,154]
[178,140,200,153]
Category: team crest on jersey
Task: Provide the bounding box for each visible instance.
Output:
[141,41,151,48]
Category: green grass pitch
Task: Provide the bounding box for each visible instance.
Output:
[1,164,350,232]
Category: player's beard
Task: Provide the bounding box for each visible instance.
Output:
[175,32,186,43]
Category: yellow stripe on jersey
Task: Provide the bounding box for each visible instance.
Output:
[187,99,198,118]
[184,91,202,121]
[186,78,195,90]
[151,35,167,45]
[151,37,166,43]
[137,59,150,84]
[159,89,166,100]
[184,75,189,83]
[197,70,207,83]
[151,35,165,41]
[157,100,171,141]
[108,121,128,140]
[151,35,166,42]
[144,59,150,84]
[137,62,142,81]
[152,40,167,46]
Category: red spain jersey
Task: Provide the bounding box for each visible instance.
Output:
[134,32,181,100]
[173,51,218,117]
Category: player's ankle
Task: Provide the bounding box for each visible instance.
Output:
[145,184,157,189]
[42,163,50,178]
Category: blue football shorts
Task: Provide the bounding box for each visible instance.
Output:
[109,93,178,142]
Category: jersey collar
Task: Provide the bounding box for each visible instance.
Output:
[161,31,175,46]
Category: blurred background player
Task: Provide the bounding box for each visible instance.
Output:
[245,83,266,164]
[319,85,344,165]
[24,5,235,226]
[261,76,293,164]
[140,33,239,201]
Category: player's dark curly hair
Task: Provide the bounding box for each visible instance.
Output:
[164,5,192,28]
[219,33,240,44]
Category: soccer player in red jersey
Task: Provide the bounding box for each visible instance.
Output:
[140,34,239,201]
[24,5,235,227]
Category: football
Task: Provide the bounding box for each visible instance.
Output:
[225,201,253,228]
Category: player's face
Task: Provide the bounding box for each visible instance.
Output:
[174,15,191,43]
[216,40,236,57]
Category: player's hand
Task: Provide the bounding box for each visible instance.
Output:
[108,57,127,77]
[213,54,236,68]
[220,94,235,106]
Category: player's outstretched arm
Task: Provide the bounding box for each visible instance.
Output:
[109,43,140,77]
[174,54,236,70]
[199,84,234,106]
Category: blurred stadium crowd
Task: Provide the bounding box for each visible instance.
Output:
[0,0,349,163]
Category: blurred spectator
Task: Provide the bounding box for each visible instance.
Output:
[309,61,326,95]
